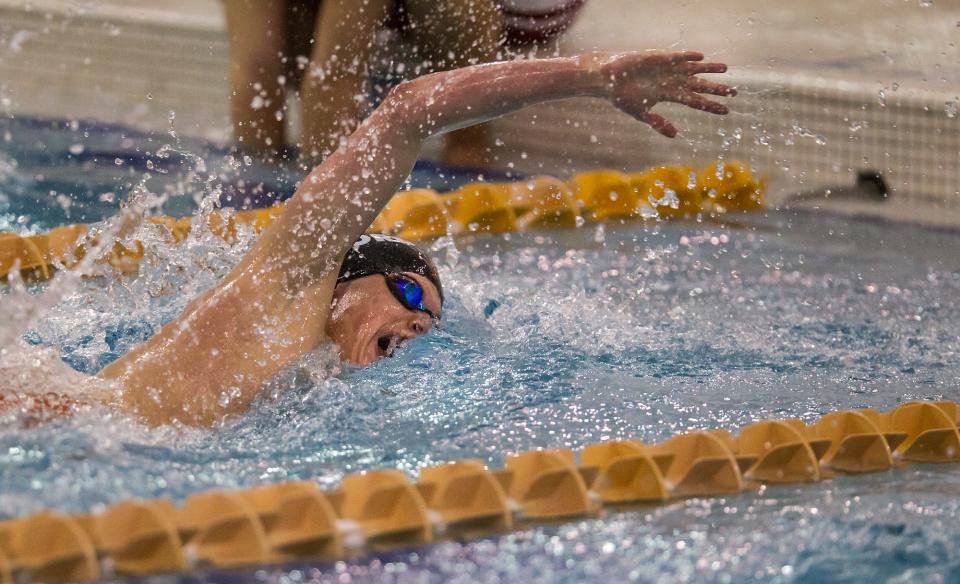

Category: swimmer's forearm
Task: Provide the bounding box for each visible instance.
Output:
[384,56,605,139]
[257,51,732,287]
[254,57,604,280]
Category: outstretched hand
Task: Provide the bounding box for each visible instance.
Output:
[592,51,736,138]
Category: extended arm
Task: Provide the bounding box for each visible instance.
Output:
[100,52,734,426]
[254,51,733,282]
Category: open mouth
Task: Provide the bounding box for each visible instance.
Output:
[376,334,401,359]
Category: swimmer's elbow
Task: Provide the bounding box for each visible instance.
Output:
[377,81,434,139]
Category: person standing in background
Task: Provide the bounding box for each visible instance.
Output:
[222,0,586,168]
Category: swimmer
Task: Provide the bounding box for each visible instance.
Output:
[223,0,587,167]
[10,51,736,427]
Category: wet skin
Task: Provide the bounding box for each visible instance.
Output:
[325,272,442,366]
[95,51,735,426]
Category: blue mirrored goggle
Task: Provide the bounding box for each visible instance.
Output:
[384,274,439,320]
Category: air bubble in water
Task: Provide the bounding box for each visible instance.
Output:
[68,144,84,155]
[877,89,887,107]
[946,99,958,119]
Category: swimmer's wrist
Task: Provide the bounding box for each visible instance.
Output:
[573,52,615,98]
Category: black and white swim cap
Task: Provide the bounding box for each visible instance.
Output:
[337,234,444,303]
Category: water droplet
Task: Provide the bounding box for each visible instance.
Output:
[218,386,242,407]
[55,193,72,214]
[946,99,958,119]
[639,206,659,219]
[593,224,606,243]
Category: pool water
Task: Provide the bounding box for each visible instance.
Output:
[0,116,520,232]
[2,117,960,583]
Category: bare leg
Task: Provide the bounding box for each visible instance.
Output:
[299,0,392,164]
[223,0,288,158]
[404,0,503,167]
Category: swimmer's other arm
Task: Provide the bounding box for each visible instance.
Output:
[99,52,734,426]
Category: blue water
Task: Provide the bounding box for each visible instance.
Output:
[2,117,960,583]
[0,116,521,232]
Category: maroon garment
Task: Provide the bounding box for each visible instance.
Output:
[500,0,587,46]
[386,0,587,47]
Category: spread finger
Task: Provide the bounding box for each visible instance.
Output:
[669,92,730,114]
[640,112,677,137]
[687,79,738,96]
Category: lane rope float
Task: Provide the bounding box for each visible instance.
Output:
[0,161,765,282]
[0,399,958,583]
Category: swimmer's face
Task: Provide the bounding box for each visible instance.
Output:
[325,272,442,366]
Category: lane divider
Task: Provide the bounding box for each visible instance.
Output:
[1,162,765,282]
[1,399,957,583]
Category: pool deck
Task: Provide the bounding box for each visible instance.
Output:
[1,0,959,228]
